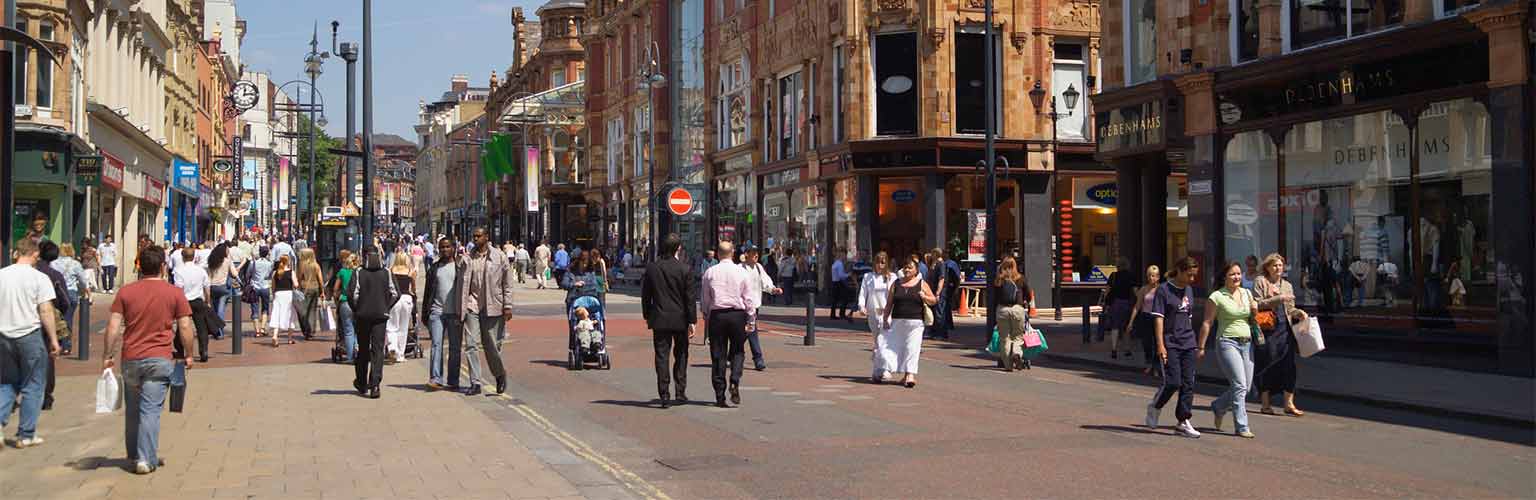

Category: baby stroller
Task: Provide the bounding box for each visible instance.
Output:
[403,308,423,359]
[567,295,611,370]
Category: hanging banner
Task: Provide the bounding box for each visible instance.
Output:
[525,146,541,212]
[172,159,200,197]
[966,210,987,262]
[277,157,291,210]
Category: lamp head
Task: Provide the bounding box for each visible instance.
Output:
[1028,80,1047,110]
[1062,84,1080,112]
[317,115,329,128]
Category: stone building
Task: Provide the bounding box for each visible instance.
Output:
[10,0,95,247]
[1092,0,1532,374]
[414,74,489,238]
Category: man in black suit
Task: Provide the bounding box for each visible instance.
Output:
[641,233,697,408]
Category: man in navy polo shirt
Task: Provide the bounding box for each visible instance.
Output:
[1144,257,1203,438]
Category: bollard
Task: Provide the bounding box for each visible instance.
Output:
[1081,303,1090,339]
[77,291,90,361]
[232,286,243,355]
[804,285,816,346]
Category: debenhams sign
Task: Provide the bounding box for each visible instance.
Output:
[1097,100,1164,155]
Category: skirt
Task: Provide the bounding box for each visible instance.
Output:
[386,295,415,356]
[887,318,925,375]
[268,290,301,330]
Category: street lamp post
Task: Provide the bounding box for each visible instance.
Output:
[1029,80,1080,321]
[638,42,665,261]
[336,22,360,252]
[304,23,331,242]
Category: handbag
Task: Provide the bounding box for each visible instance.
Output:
[1022,328,1049,358]
[1023,328,1044,349]
[922,305,934,326]
[986,328,1002,353]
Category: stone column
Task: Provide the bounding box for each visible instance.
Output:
[857,174,878,255]
[924,173,947,252]
[1115,159,1143,274]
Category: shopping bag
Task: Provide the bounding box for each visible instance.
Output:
[95,368,120,414]
[986,328,1001,354]
[1023,328,1044,349]
[1022,328,1049,359]
[169,363,187,413]
[319,301,338,331]
[1296,317,1326,357]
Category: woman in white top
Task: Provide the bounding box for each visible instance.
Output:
[777,248,797,306]
[858,251,898,383]
[740,245,782,370]
[386,252,418,362]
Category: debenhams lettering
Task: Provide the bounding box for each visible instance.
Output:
[1099,115,1162,140]
[1285,69,1396,106]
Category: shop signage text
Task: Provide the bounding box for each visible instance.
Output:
[1085,183,1117,206]
[1332,136,1451,166]
[1217,40,1488,127]
[892,189,917,203]
[102,152,125,190]
[173,159,199,196]
[1096,101,1164,155]
[145,177,165,206]
[76,155,103,185]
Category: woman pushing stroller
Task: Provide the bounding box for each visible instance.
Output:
[561,252,610,370]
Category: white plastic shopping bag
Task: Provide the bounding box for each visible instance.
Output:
[1297,317,1326,358]
[95,368,121,414]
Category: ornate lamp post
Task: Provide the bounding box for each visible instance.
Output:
[1029,80,1080,320]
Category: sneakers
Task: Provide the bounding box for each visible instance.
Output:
[1175,420,1202,438]
[133,461,155,474]
[1144,405,1160,429]
[1213,407,1226,431]
[1237,430,1256,439]
[16,436,44,448]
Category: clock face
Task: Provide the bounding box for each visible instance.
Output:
[230,81,260,112]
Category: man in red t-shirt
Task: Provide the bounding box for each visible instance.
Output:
[102,246,196,475]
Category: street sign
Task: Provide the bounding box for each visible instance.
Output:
[213,159,234,172]
[76,155,103,185]
[666,188,693,216]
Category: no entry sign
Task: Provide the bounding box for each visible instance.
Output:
[667,188,694,216]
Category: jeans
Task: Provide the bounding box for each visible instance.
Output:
[1152,347,1198,422]
[299,290,320,338]
[102,265,118,290]
[1212,337,1255,433]
[747,323,765,369]
[249,288,271,318]
[122,357,173,465]
[209,284,231,338]
[463,312,507,385]
[427,311,452,385]
[0,329,47,439]
[338,302,357,361]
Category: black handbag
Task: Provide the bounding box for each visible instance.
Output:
[169,362,187,413]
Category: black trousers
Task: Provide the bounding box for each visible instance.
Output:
[652,329,689,399]
[707,310,749,398]
[1152,347,1197,422]
[445,315,466,388]
[831,283,852,318]
[354,319,387,390]
[187,298,212,359]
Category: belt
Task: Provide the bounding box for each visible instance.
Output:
[710,308,745,315]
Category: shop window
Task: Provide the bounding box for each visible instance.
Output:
[1288,0,1402,52]
[876,178,925,261]
[1123,0,1156,86]
[955,31,1002,135]
[874,32,918,136]
[832,178,858,260]
[1438,0,1481,17]
[715,174,753,244]
[777,71,802,160]
[1052,42,1086,141]
[1232,0,1261,63]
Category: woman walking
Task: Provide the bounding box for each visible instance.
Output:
[1252,253,1309,417]
[385,252,417,362]
[1143,257,1202,438]
[1197,262,1260,438]
[993,256,1034,372]
[267,255,301,346]
[1102,258,1137,358]
[248,247,275,337]
[52,243,92,356]
[1123,265,1164,377]
[206,243,232,340]
[80,240,100,298]
[296,248,325,340]
[881,257,938,388]
[859,252,897,382]
[329,250,359,362]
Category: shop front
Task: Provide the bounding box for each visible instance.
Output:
[709,153,755,248]
[13,124,94,245]
[169,158,199,244]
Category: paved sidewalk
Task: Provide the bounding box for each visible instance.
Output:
[0,361,583,499]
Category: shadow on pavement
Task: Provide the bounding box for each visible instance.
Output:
[66,456,133,473]
[816,374,883,385]
[1079,424,1167,436]
[592,399,665,409]
[387,384,437,393]
[528,359,570,369]
[309,389,360,396]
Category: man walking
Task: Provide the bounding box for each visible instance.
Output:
[349,247,399,399]
[0,238,62,448]
[514,244,531,284]
[422,237,464,390]
[172,248,214,362]
[553,243,571,287]
[461,228,513,395]
[100,234,119,292]
[101,245,196,473]
[830,249,851,321]
[641,234,697,408]
[534,241,552,289]
[700,241,757,408]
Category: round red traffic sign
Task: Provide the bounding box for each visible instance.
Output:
[667,188,693,216]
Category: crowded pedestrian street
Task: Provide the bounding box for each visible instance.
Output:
[1,278,1530,499]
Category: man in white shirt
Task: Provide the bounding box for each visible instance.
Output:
[740,245,781,371]
[172,248,214,362]
[99,235,120,292]
[699,242,758,408]
[0,237,62,448]
[271,238,296,268]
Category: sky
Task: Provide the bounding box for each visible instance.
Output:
[236,0,547,143]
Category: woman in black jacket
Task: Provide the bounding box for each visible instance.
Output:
[349,247,399,399]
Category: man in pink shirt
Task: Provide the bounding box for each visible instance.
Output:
[699,241,757,408]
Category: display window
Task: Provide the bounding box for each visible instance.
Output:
[832,178,859,261]
[944,175,1020,263]
[1056,174,1186,283]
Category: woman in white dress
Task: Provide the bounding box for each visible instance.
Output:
[385,252,417,362]
[267,255,301,346]
[858,251,898,383]
[881,256,938,388]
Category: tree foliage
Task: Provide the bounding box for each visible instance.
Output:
[295,114,344,208]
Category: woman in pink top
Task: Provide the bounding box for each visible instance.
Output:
[1122,264,1163,377]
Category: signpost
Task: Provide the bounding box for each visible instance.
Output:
[225,81,259,356]
[666,188,693,216]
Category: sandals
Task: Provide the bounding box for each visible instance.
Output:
[1285,407,1306,417]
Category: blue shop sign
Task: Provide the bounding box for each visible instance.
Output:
[172,159,200,197]
[1086,183,1117,206]
[891,189,917,203]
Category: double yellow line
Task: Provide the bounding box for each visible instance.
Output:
[457,364,672,500]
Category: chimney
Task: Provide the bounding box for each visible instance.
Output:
[489,70,499,92]
[451,74,469,94]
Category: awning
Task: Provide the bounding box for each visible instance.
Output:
[499,81,585,127]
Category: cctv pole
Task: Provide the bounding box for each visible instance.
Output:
[341,40,358,251]
[361,0,375,249]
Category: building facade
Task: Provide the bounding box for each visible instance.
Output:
[238,70,297,237]
[1093,0,1532,374]
[414,74,490,239]
[11,0,94,247]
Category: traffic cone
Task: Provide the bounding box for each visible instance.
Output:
[956,287,971,316]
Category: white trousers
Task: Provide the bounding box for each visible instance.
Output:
[887,318,924,374]
[869,317,895,377]
[386,295,415,358]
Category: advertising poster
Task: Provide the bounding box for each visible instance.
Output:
[277,157,290,210]
[526,146,541,212]
[966,210,987,261]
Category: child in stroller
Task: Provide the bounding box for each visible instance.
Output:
[568,295,610,370]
